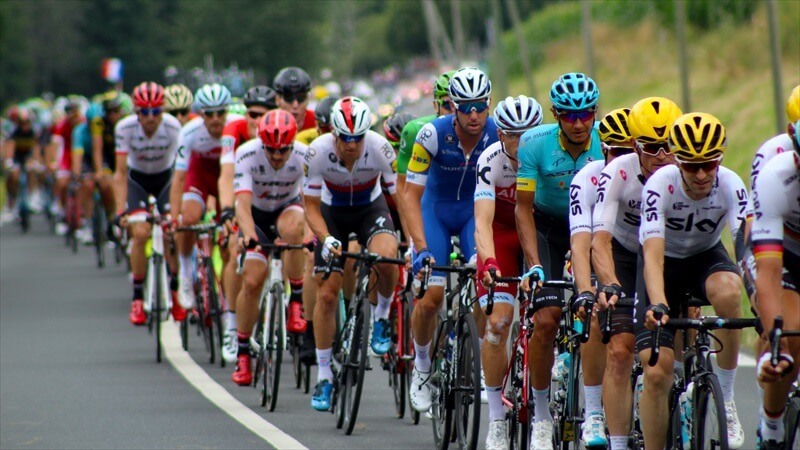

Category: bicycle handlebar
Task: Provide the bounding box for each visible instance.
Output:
[237,239,312,275]
[601,297,635,344]
[648,315,757,366]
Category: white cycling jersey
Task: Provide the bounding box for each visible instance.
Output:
[568,159,605,237]
[746,133,795,215]
[233,138,308,212]
[174,114,243,171]
[114,113,182,174]
[639,165,749,258]
[302,131,397,207]
[592,154,648,252]
[751,151,800,257]
[474,142,517,227]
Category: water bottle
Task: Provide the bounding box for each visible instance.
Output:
[633,374,643,424]
[552,352,570,382]
[679,381,694,445]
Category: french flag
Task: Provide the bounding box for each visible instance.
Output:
[101,58,123,83]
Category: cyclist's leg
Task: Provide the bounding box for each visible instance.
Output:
[5,164,20,209]
[126,172,154,324]
[276,203,306,333]
[301,223,318,362]
[360,199,398,308]
[98,170,116,220]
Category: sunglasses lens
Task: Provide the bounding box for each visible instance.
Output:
[456,101,488,114]
[204,109,226,117]
[284,93,308,103]
[174,108,189,116]
[639,143,670,156]
[680,159,720,173]
[339,133,365,143]
[139,107,162,116]
[439,100,453,111]
[247,111,264,119]
[559,109,595,123]
[264,145,292,154]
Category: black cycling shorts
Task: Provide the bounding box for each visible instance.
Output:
[313,197,395,274]
[127,168,172,214]
[530,210,570,312]
[634,240,740,352]
[596,238,637,337]
[240,199,303,259]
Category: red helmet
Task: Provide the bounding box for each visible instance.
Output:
[258,110,298,149]
[132,82,165,108]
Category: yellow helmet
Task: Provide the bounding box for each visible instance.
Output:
[598,108,631,144]
[669,112,727,162]
[628,97,683,143]
[787,85,800,123]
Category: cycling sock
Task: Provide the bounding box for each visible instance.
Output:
[374,292,392,320]
[237,331,250,357]
[179,254,193,279]
[533,388,552,422]
[715,366,736,402]
[583,384,603,415]
[609,436,627,450]
[169,271,178,292]
[478,337,483,350]
[289,278,303,304]
[225,310,236,330]
[132,275,144,301]
[486,386,504,422]
[414,342,431,373]
[760,407,785,443]
[317,347,333,382]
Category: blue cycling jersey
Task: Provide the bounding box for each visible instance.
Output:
[71,122,92,155]
[516,123,603,218]
[406,115,499,202]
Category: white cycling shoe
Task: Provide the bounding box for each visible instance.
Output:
[178,276,195,309]
[222,329,238,364]
[409,366,432,412]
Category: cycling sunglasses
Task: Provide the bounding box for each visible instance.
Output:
[453,100,490,115]
[247,110,266,120]
[106,107,122,115]
[676,156,722,174]
[281,92,309,104]
[635,140,672,157]
[555,108,596,124]
[500,129,526,140]
[436,98,453,112]
[137,107,162,117]
[602,143,635,157]
[262,144,293,155]
[203,109,227,118]
[337,133,365,144]
[172,108,190,116]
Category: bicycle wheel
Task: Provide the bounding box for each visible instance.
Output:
[264,284,284,412]
[431,314,453,450]
[291,333,303,389]
[205,262,225,367]
[253,293,267,398]
[341,296,369,435]
[785,394,800,450]
[92,202,106,268]
[404,294,420,425]
[565,348,583,450]
[692,374,729,450]
[153,257,164,363]
[180,317,189,351]
[195,268,213,356]
[453,313,481,450]
[507,322,529,450]
[667,377,686,450]
[387,302,405,418]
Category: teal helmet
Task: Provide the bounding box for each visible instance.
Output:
[549,72,599,111]
[433,70,456,99]
[790,119,800,149]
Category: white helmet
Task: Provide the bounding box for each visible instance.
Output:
[448,67,492,102]
[493,96,543,132]
[331,96,372,136]
[194,83,231,110]
[164,84,194,111]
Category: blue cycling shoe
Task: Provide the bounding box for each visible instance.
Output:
[370,318,392,356]
[311,380,333,411]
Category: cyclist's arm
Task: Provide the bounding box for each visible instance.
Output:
[168,169,187,218]
[90,118,104,174]
[474,199,496,262]
[113,154,128,214]
[591,231,619,287]
[642,237,668,307]
[570,232,593,293]
[218,163,235,210]
[70,126,83,178]
[303,195,330,240]
[1,139,13,163]
[234,191,256,241]
[404,141,432,250]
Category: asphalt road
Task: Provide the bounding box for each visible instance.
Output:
[1,217,765,449]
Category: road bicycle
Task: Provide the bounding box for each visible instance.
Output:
[90,183,108,268]
[649,298,756,449]
[175,223,226,366]
[16,166,31,233]
[127,195,172,363]
[64,178,81,254]
[767,316,800,448]
[239,239,309,411]
[324,248,405,435]
[418,258,482,450]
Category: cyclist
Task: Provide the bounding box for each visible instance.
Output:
[71,103,105,245]
[274,66,316,131]
[230,110,308,385]
[514,72,603,449]
[751,119,800,450]
[589,98,682,450]
[114,82,183,324]
[381,112,414,240]
[638,112,748,449]
[405,67,497,412]
[296,95,337,145]
[473,95,543,449]
[170,83,241,312]
[303,96,403,411]
[2,107,43,219]
[163,84,195,126]
[50,101,84,235]
[396,70,454,195]
[217,85,279,363]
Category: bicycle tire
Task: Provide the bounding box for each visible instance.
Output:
[667,376,686,450]
[431,313,453,450]
[153,256,163,363]
[565,348,583,450]
[205,262,225,367]
[388,302,405,418]
[180,317,189,351]
[454,313,481,450]
[785,394,800,450]
[291,333,303,389]
[404,294,420,425]
[693,374,729,450]
[253,291,267,398]
[265,284,284,412]
[341,296,369,435]
[195,270,212,355]
[92,201,106,268]
[507,321,529,450]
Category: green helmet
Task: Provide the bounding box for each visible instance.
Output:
[433,70,456,99]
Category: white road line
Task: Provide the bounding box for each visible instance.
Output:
[162,321,308,450]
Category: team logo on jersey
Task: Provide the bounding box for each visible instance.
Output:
[478,166,491,185]
[591,176,598,186]
[668,184,674,194]
[620,169,627,181]
[569,184,582,216]
[673,201,689,210]
[329,153,338,163]
[445,135,455,145]
[418,128,433,145]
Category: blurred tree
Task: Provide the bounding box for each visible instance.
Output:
[0,1,34,105]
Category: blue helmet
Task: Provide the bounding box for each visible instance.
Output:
[549,72,599,111]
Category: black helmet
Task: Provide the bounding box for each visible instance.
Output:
[243,85,277,109]
[314,96,339,127]
[273,67,312,95]
[383,113,415,143]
